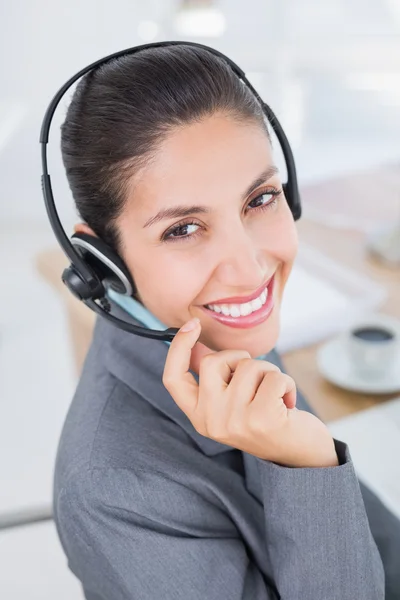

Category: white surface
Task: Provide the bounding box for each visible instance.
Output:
[0,225,76,514]
[328,396,400,520]
[0,521,83,599]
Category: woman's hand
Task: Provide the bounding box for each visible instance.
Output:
[163,318,338,468]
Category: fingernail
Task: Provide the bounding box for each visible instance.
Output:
[180,318,200,332]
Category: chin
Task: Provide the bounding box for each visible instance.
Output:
[245,330,279,358]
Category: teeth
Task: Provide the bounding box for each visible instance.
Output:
[251,297,262,312]
[230,305,241,318]
[240,303,253,316]
[207,285,269,318]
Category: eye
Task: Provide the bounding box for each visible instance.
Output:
[161,221,202,243]
[246,187,282,212]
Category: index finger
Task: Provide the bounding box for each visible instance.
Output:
[162,318,202,416]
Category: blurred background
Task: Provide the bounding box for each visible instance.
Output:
[0,0,399,598]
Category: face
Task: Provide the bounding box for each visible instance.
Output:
[81,113,299,358]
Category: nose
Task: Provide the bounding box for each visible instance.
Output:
[212,223,273,290]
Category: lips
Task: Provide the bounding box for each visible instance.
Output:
[203,274,275,306]
[200,274,276,329]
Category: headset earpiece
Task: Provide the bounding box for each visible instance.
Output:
[70,232,136,297]
[61,263,103,301]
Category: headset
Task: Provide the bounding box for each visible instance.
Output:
[40,40,302,343]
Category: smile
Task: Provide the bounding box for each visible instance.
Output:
[200,275,275,329]
[206,285,268,317]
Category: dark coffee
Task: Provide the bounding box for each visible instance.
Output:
[351,326,395,343]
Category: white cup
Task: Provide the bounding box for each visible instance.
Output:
[346,323,399,379]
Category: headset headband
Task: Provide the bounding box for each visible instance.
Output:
[40,40,301,343]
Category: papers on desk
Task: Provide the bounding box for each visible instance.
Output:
[275,243,386,354]
[328,396,400,520]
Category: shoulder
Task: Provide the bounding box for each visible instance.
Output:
[54,370,192,496]
[54,456,236,558]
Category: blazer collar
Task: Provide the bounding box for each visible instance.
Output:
[95,299,283,457]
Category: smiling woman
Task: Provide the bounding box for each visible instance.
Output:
[52,42,388,600]
[107,112,298,358]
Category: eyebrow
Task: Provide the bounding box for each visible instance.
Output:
[142,165,279,229]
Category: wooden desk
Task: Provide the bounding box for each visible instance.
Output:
[36,166,400,423]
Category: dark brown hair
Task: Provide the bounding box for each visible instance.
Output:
[61,45,267,254]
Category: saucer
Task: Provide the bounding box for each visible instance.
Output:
[317,336,400,395]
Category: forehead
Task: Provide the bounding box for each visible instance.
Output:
[127,114,273,214]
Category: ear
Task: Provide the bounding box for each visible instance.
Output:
[74,223,96,237]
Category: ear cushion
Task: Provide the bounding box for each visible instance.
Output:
[71,232,136,296]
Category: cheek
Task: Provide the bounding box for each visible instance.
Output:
[276,218,299,268]
[278,220,299,286]
[255,206,299,265]
[255,209,299,294]
[126,250,208,319]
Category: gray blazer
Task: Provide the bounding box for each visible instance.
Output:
[53,309,386,599]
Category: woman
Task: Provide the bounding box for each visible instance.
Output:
[53,44,386,599]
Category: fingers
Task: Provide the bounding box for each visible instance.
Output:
[162,318,202,416]
[198,349,252,394]
[227,359,281,405]
[255,371,297,409]
[163,315,297,443]
[163,317,250,428]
